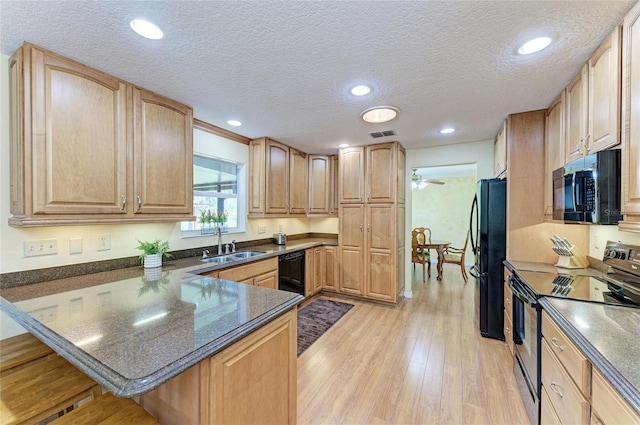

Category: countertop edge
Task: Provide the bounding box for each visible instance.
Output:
[539,298,640,416]
[0,293,304,397]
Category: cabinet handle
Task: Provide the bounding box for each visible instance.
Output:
[505,326,510,333]
[120,195,126,211]
[360,224,363,232]
[550,337,565,351]
[367,224,370,232]
[137,195,142,211]
[549,381,564,398]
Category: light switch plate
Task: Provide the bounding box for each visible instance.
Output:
[24,239,58,257]
[97,234,111,251]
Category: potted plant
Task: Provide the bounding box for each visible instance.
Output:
[136,239,172,269]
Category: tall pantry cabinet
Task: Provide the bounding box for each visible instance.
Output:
[338,142,406,304]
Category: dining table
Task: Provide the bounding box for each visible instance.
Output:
[418,239,451,280]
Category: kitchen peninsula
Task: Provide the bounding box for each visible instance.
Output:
[0,254,305,425]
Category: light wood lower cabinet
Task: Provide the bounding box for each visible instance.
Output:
[139,308,297,425]
[323,245,339,292]
[217,258,278,289]
[541,338,590,425]
[592,367,640,425]
[504,281,514,356]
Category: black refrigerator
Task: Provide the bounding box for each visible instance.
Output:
[469,178,506,340]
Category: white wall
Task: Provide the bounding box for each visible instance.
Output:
[0,53,338,275]
[403,139,494,295]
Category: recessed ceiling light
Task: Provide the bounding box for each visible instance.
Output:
[338,143,350,148]
[360,106,399,124]
[440,127,455,134]
[130,19,164,40]
[518,37,552,55]
[227,120,242,127]
[351,85,371,96]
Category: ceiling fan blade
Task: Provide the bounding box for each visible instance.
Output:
[425,179,445,185]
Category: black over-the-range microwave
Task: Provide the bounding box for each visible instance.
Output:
[552,149,622,224]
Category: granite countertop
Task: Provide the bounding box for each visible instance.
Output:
[540,297,640,416]
[505,260,640,415]
[0,238,335,397]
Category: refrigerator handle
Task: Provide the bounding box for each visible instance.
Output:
[469,194,478,253]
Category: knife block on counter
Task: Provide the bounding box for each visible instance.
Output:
[555,246,590,269]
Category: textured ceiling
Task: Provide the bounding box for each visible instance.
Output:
[1,1,635,154]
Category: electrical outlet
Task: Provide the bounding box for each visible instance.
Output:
[97,234,111,251]
[97,292,111,308]
[258,225,266,234]
[24,239,58,257]
[27,306,58,323]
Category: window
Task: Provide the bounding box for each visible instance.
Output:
[181,154,242,236]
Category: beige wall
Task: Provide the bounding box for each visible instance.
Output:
[0,53,337,275]
[411,176,476,265]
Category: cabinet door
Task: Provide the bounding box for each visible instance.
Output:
[329,155,339,216]
[588,25,622,153]
[339,147,365,203]
[323,246,338,292]
[366,143,396,203]
[209,310,297,425]
[255,270,278,290]
[305,248,314,297]
[621,1,640,220]
[313,247,324,294]
[265,140,289,214]
[248,140,266,215]
[218,258,278,284]
[366,204,395,302]
[339,204,364,295]
[397,147,406,204]
[133,87,193,215]
[308,155,330,215]
[545,92,566,217]
[565,64,589,163]
[289,148,307,215]
[28,46,128,215]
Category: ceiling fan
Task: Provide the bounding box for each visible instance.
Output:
[411,169,445,189]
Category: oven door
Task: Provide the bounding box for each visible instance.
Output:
[510,275,540,425]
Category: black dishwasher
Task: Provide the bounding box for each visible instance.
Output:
[278,250,305,296]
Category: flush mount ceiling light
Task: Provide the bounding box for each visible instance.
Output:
[227,120,242,127]
[360,106,399,124]
[351,85,371,96]
[338,143,350,148]
[130,19,164,40]
[439,127,455,134]
[518,36,552,55]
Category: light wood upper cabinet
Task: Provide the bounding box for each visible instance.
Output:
[620,0,640,231]
[565,64,589,163]
[308,155,331,215]
[248,137,307,217]
[338,147,366,203]
[289,148,308,215]
[329,155,339,216]
[367,143,396,203]
[133,87,193,215]
[8,42,194,227]
[589,25,622,154]
[494,120,507,178]
[545,92,566,218]
[565,26,622,164]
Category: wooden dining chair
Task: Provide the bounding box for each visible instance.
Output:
[411,228,431,282]
[442,230,470,283]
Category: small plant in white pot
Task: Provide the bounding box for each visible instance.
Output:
[136,239,172,269]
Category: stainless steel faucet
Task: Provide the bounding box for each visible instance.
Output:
[202,249,210,259]
[231,240,236,253]
[216,226,222,255]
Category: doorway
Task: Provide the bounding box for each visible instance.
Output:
[411,163,477,266]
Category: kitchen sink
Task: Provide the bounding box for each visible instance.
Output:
[200,251,266,264]
[231,251,266,259]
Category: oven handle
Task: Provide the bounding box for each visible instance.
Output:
[508,275,538,307]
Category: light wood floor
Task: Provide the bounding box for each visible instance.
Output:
[297,264,530,425]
